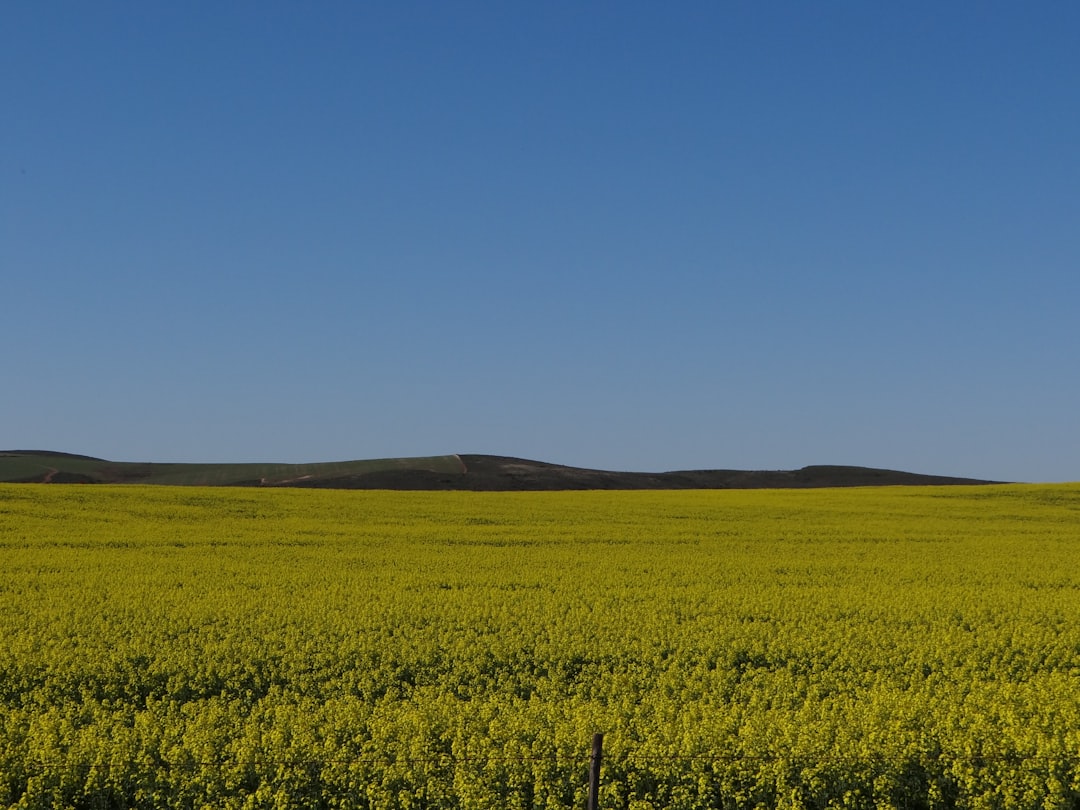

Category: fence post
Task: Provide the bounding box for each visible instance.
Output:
[587,733,603,810]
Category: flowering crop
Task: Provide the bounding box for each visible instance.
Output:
[1,483,1079,808]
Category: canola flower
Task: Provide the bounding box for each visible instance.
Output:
[1,483,1079,809]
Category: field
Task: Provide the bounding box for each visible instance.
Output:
[0,451,999,490]
[2,483,1080,809]
[0,452,467,487]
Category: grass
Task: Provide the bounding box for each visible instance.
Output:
[0,451,465,486]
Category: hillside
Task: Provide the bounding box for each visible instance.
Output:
[0,450,1003,490]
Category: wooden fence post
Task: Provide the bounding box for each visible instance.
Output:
[587,733,603,810]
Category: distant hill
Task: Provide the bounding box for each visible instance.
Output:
[0,450,1004,490]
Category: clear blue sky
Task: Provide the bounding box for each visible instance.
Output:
[4,2,1078,482]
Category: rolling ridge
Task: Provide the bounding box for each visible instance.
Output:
[0,450,1002,489]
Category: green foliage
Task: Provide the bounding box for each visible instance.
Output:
[2,483,1080,808]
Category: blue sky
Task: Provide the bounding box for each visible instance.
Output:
[4,2,1078,482]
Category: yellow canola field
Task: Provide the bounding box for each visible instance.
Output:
[1,483,1079,809]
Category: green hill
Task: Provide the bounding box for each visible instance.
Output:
[0,451,467,487]
[0,450,1003,490]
